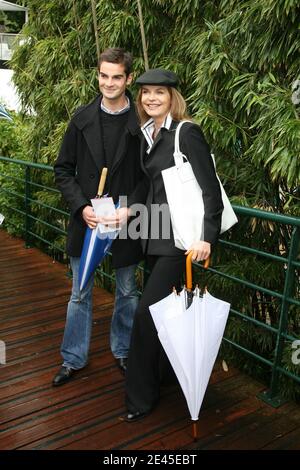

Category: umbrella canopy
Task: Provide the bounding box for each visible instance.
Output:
[78,221,118,292]
[149,253,230,437]
[0,104,13,121]
[78,168,119,292]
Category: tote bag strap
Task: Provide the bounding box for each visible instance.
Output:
[173,120,193,167]
[175,120,219,172]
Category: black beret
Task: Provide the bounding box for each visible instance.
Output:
[136,68,179,87]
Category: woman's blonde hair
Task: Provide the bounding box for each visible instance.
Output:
[136,87,191,125]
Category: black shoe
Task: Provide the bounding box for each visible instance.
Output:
[121,410,150,423]
[52,366,75,387]
[116,357,127,374]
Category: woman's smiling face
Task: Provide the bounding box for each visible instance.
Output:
[141,85,172,122]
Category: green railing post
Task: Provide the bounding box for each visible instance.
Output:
[24,165,31,248]
[259,227,300,407]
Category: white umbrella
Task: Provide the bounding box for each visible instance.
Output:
[149,253,230,439]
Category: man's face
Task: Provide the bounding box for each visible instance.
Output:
[98,61,132,101]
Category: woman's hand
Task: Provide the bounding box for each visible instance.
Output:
[98,207,131,229]
[185,241,211,262]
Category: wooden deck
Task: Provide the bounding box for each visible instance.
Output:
[0,228,300,451]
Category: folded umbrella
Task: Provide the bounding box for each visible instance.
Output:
[149,253,230,440]
[0,104,13,121]
[78,168,119,292]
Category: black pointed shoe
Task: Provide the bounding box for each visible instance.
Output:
[52,366,75,387]
[121,410,150,423]
[116,357,127,374]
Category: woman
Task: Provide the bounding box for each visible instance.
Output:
[102,68,223,421]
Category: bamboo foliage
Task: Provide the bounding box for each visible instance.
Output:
[9,0,300,244]
[11,1,299,216]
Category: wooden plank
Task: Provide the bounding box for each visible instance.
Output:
[1,229,300,451]
[60,378,262,451]
[1,306,111,342]
[133,396,263,450]
[0,351,117,403]
[263,427,300,450]
[15,373,260,450]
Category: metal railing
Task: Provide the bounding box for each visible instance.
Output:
[0,155,299,405]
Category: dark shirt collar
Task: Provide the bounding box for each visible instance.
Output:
[73,90,140,136]
[100,96,130,115]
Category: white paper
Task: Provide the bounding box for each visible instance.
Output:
[91,197,119,234]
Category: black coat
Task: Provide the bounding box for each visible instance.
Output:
[128,120,223,256]
[54,92,143,268]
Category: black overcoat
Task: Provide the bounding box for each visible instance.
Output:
[128,120,223,256]
[54,92,143,268]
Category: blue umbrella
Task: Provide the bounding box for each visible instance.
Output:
[0,104,13,121]
[78,216,119,291]
[78,168,119,292]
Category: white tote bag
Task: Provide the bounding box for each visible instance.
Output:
[161,121,238,251]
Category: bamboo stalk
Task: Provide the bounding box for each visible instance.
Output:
[72,0,84,69]
[137,0,149,71]
[90,0,100,62]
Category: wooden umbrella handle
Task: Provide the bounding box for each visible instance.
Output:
[186,252,210,290]
[97,167,108,197]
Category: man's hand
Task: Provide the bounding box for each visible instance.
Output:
[185,241,211,262]
[82,206,98,229]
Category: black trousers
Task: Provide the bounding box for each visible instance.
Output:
[125,254,186,413]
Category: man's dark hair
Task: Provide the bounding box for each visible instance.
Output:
[98,48,133,76]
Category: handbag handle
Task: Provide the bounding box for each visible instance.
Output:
[186,252,210,290]
[173,120,192,168]
[174,121,219,172]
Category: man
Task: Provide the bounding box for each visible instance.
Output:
[52,48,142,386]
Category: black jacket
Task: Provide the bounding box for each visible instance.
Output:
[128,120,223,256]
[54,92,143,268]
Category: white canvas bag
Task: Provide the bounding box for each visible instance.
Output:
[161,121,238,250]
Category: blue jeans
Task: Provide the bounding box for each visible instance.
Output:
[61,257,138,369]
[110,264,139,359]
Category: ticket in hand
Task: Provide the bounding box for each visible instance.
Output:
[91,197,120,234]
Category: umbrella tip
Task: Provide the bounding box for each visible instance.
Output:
[192,421,198,441]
